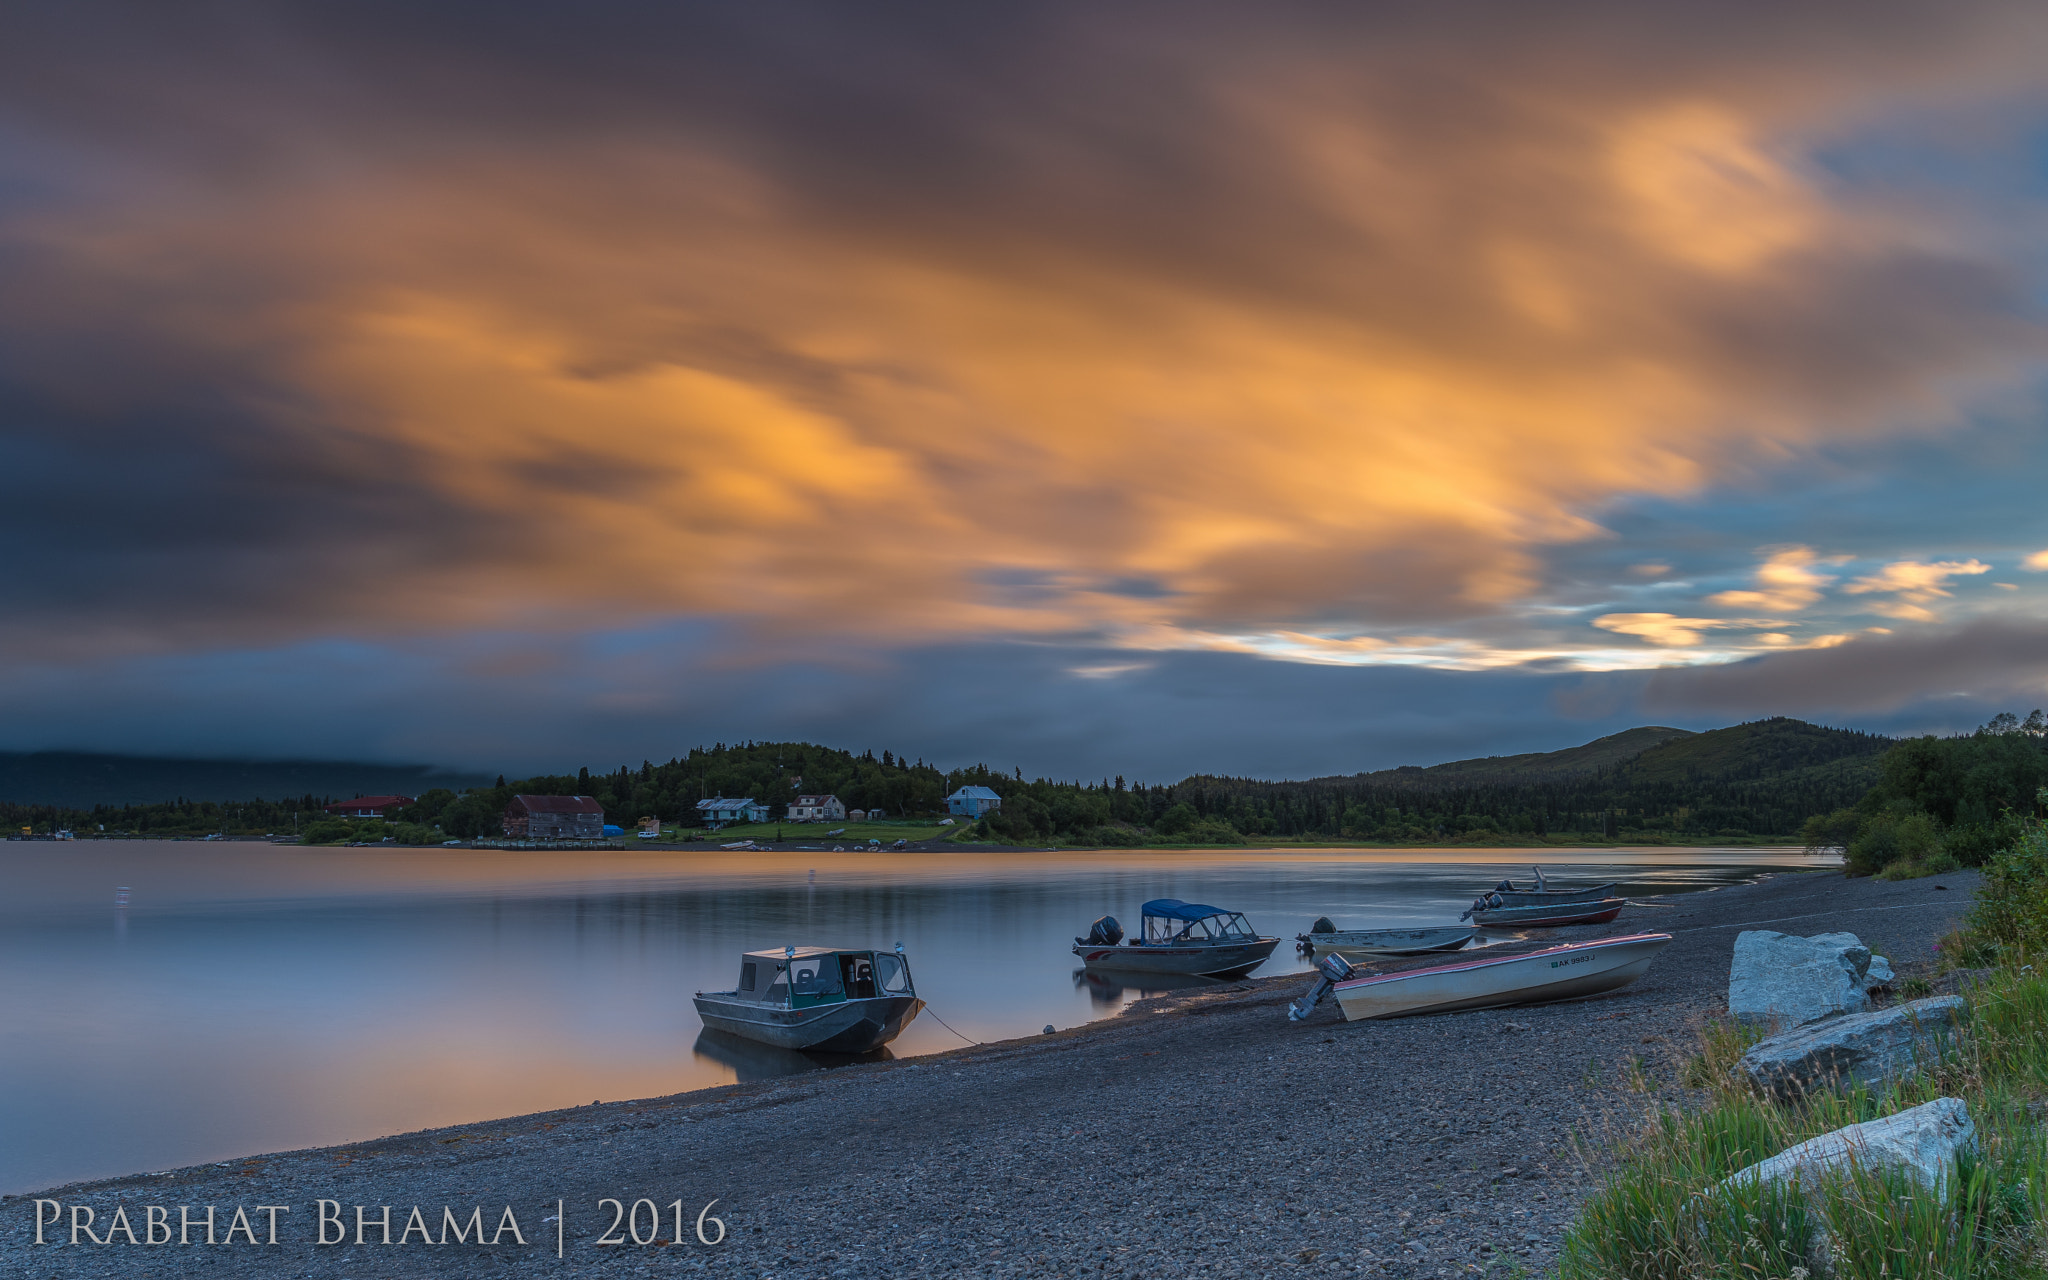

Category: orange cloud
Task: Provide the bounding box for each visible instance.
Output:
[1842,559,1992,622]
[2,6,2044,668]
[1708,547,1839,612]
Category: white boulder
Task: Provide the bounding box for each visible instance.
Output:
[1863,955,1895,990]
[1738,996,1965,1099]
[1721,1097,1975,1198]
[1729,930,1873,1028]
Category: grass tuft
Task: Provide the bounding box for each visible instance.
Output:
[1561,968,2048,1280]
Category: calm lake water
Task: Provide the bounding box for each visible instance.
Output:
[0,840,1831,1193]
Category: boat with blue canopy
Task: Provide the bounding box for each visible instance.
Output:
[1071,899,1280,978]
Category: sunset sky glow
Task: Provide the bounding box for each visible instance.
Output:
[5,3,2048,778]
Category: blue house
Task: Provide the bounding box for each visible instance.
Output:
[696,797,771,828]
[946,785,1003,818]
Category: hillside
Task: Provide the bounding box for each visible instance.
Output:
[0,751,490,809]
[1352,726,1698,785]
[1168,718,1893,840]
[1618,718,1890,787]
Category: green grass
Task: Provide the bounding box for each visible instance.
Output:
[1560,969,2048,1280]
[666,820,968,845]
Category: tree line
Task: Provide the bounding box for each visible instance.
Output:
[2,719,1919,847]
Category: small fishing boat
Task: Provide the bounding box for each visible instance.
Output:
[1461,868,1618,920]
[1290,932,1673,1021]
[1469,897,1626,928]
[693,945,923,1052]
[1295,924,1475,957]
[1072,900,1280,978]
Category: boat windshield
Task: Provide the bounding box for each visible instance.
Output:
[1144,911,1255,943]
[1208,913,1256,939]
[872,951,914,995]
[789,955,845,1004]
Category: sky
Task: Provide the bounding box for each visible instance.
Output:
[4,2,2048,781]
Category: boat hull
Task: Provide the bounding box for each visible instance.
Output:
[1072,937,1279,978]
[1470,898,1625,928]
[1301,926,1474,957]
[1332,932,1673,1020]
[691,992,924,1053]
[1483,881,1618,906]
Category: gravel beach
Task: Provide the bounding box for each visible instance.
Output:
[6,866,1974,1280]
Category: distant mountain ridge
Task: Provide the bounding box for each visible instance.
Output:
[1350,726,1700,784]
[0,752,491,809]
[1347,718,1890,791]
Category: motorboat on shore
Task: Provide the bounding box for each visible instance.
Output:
[1295,924,1475,957]
[1072,900,1280,979]
[1469,897,1626,928]
[1463,868,1617,915]
[1289,932,1673,1021]
[693,945,923,1053]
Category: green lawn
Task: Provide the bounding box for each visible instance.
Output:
[654,820,969,845]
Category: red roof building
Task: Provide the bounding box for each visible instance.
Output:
[503,794,605,840]
[321,795,416,818]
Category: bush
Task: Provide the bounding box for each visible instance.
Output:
[1088,825,1143,847]
[1180,819,1246,845]
[1845,810,1943,876]
[299,819,357,845]
[1967,819,2048,955]
[1155,803,1198,836]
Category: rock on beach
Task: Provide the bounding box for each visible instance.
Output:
[1738,996,1965,1099]
[1720,1096,1976,1198]
[1728,930,1878,1029]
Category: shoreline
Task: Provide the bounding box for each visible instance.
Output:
[4,865,1971,1278]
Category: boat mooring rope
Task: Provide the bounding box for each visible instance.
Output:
[922,1004,980,1046]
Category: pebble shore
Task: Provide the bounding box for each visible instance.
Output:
[5,867,1973,1279]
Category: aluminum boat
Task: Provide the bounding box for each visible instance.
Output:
[1072,900,1280,978]
[1295,925,1476,957]
[693,945,923,1053]
[1293,932,1673,1021]
[1469,897,1626,928]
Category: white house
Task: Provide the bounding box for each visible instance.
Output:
[696,797,770,828]
[946,785,1002,818]
[786,793,847,822]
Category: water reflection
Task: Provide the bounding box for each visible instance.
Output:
[1072,968,1232,1006]
[690,1029,895,1082]
[0,841,1830,1193]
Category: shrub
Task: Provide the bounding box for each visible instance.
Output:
[299,819,356,845]
[1154,803,1198,836]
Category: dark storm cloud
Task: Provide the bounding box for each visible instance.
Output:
[0,629,1672,779]
[2,3,2047,764]
[1639,619,2048,722]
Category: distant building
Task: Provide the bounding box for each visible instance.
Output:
[322,795,416,818]
[848,809,865,822]
[696,797,770,828]
[946,786,1002,818]
[503,794,605,840]
[786,794,847,822]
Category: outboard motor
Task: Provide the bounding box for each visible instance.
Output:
[1287,952,1356,1022]
[1460,892,1505,922]
[1078,915,1124,946]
